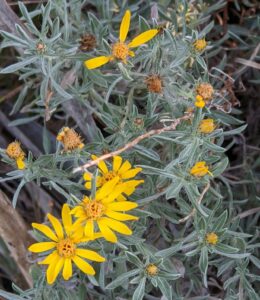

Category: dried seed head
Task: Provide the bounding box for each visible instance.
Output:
[196,83,214,101]
[206,232,218,245]
[145,74,163,94]
[57,127,84,151]
[36,42,46,53]
[146,264,158,276]
[134,118,144,127]
[193,38,207,51]
[6,141,25,160]
[79,34,97,52]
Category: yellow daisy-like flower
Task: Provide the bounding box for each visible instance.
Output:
[206,232,218,245]
[194,95,205,108]
[190,161,213,177]
[199,118,215,134]
[5,141,26,170]
[194,38,207,51]
[83,155,144,201]
[28,204,105,285]
[72,177,138,243]
[84,10,158,69]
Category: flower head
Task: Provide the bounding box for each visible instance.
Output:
[83,155,144,201]
[190,161,212,177]
[84,10,158,69]
[199,119,215,134]
[145,74,163,93]
[28,204,105,284]
[194,38,207,51]
[194,95,205,108]
[57,127,84,152]
[6,141,26,170]
[79,34,97,52]
[196,83,214,101]
[206,232,218,245]
[72,177,138,243]
[146,264,158,276]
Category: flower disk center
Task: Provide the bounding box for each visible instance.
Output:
[85,200,104,220]
[112,42,129,60]
[57,238,76,258]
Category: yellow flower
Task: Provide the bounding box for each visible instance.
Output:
[72,177,138,243]
[194,38,207,51]
[84,10,158,69]
[190,161,212,177]
[199,119,215,134]
[83,155,144,201]
[28,204,105,284]
[5,141,26,170]
[146,264,158,276]
[194,95,205,108]
[206,232,218,245]
[57,127,84,152]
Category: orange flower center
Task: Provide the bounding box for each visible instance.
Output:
[57,238,76,258]
[85,200,105,220]
[194,39,207,51]
[112,42,129,60]
[146,264,158,276]
[206,232,218,245]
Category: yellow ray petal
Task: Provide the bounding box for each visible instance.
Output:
[28,242,56,253]
[117,194,127,201]
[118,160,131,174]
[32,223,58,242]
[91,155,109,174]
[84,220,94,237]
[76,249,105,262]
[39,251,59,265]
[47,257,64,284]
[113,156,122,172]
[107,201,138,211]
[63,258,72,280]
[73,256,95,275]
[96,176,120,200]
[84,56,110,70]
[120,167,142,179]
[105,210,138,221]
[62,204,72,236]
[47,213,64,239]
[119,10,131,42]
[103,217,132,235]
[124,180,144,196]
[102,182,128,203]
[128,29,158,48]
[97,219,117,243]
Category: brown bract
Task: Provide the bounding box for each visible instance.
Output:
[145,74,163,93]
[79,34,97,52]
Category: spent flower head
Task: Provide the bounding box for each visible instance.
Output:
[57,127,84,152]
[6,141,26,170]
[28,204,105,284]
[84,10,158,69]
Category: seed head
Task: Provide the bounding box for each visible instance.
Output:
[79,34,97,52]
[196,83,214,101]
[145,74,163,93]
[57,127,84,152]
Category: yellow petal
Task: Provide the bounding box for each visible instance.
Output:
[83,172,92,181]
[107,201,138,211]
[113,156,122,172]
[128,29,158,48]
[39,251,59,265]
[129,50,135,57]
[117,194,127,201]
[76,249,105,262]
[123,180,144,195]
[103,217,132,235]
[91,155,109,174]
[62,204,72,236]
[47,257,64,284]
[96,176,120,200]
[47,213,64,239]
[121,167,142,179]
[84,56,110,70]
[97,219,117,243]
[28,242,56,253]
[105,210,138,221]
[103,183,128,203]
[73,256,95,275]
[62,258,72,280]
[119,10,131,42]
[16,158,25,170]
[32,223,58,242]
[84,220,94,237]
[118,160,132,174]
